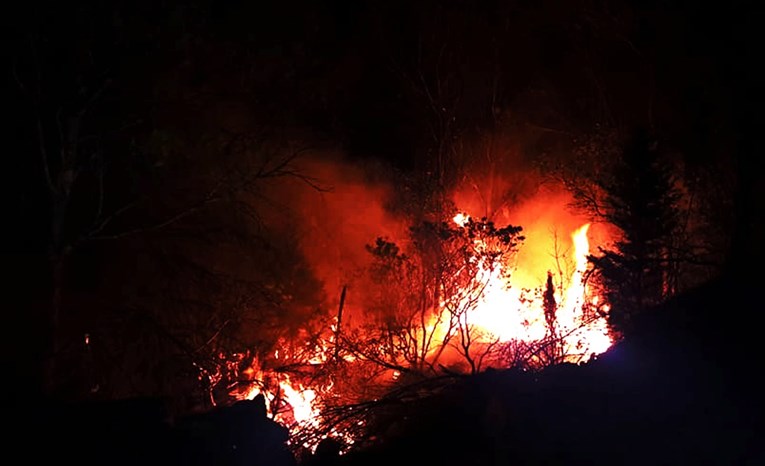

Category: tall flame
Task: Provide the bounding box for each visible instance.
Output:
[447,216,611,360]
[234,209,613,450]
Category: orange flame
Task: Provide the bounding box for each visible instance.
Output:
[234,204,613,448]
[438,215,611,361]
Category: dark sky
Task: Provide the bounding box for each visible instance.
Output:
[8,0,763,284]
[9,0,757,164]
[9,0,761,240]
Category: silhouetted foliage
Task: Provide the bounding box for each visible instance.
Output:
[172,395,296,466]
[543,271,558,336]
[329,276,764,466]
[10,1,327,403]
[342,215,523,378]
[588,128,681,335]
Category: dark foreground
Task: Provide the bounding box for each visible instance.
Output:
[15,274,765,465]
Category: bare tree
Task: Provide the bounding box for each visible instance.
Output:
[12,19,324,397]
[340,216,523,381]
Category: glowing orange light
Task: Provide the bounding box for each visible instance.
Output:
[434,218,612,360]
[453,212,469,226]
[233,205,614,449]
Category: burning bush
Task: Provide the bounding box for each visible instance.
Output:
[231,206,613,453]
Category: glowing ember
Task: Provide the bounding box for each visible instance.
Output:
[453,212,469,227]
[274,375,319,429]
[240,372,324,448]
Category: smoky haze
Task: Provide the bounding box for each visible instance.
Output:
[257,127,615,333]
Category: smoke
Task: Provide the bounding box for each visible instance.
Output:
[265,152,409,321]
[259,132,614,331]
[449,131,612,292]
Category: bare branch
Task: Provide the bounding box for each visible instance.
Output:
[36,114,57,195]
[85,200,141,238]
[194,320,232,353]
[12,60,28,94]
[94,153,105,222]
[55,107,66,165]
[87,192,222,241]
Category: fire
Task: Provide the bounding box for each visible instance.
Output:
[230,200,614,450]
[271,375,319,429]
[239,363,326,449]
[559,224,612,355]
[440,215,611,363]
[453,212,469,226]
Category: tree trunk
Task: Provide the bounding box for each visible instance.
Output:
[42,253,65,396]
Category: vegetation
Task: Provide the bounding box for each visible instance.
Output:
[8,0,762,464]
